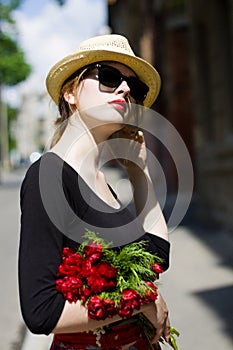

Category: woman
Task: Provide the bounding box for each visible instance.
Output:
[18,34,171,350]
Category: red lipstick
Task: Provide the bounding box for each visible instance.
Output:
[109,99,127,112]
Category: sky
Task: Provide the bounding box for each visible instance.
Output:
[6,0,108,105]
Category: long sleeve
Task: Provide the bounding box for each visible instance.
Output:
[18,161,66,335]
[141,233,170,271]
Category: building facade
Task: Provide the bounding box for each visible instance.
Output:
[15,92,55,164]
[108,0,233,232]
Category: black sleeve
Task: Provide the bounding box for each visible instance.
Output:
[142,233,170,271]
[18,161,67,335]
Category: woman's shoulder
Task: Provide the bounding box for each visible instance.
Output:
[21,152,63,191]
[23,152,71,180]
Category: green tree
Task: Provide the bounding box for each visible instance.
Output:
[0,0,31,85]
[0,0,31,170]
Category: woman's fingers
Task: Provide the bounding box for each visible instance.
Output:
[151,319,170,345]
[150,293,170,344]
[163,318,171,342]
[109,126,147,170]
[112,126,144,143]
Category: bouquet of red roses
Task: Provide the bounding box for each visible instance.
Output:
[56,230,179,349]
[56,230,163,319]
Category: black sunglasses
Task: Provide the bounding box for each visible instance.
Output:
[83,63,149,102]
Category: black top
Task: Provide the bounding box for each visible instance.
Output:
[18,152,170,335]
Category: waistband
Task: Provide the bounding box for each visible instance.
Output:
[53,317,146,349]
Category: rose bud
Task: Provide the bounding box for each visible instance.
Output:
[152,263,164,274]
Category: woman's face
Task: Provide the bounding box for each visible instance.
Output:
[64,62,138,131]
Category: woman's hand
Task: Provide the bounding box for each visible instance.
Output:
[109,126,147,172]
[141,292,170,344]
[109,125,168,240]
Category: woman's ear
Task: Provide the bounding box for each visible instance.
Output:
[63,91,76,104]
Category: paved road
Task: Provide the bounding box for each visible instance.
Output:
[0,169,26,350]
[161,226,233,349]
[1,167,233,350]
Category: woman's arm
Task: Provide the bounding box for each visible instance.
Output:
[52,294,170,344]
[127,163,168,240]
[111,127,168,241]
[52,300,121,333]
[19,162,67,335]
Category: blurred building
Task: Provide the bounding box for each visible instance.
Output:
[108,0,233,232]
[15,92,55,164]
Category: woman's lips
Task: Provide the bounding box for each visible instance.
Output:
[109,99,127,112]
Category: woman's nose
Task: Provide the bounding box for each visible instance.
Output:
[115,80,130,97]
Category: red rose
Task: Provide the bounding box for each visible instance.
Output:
[87,275,104,293]
[95,261,117,279]
[141,281,158,303]
[87,296,118,320]
[84,242,103,258]
[87,261,117,293]
[56,276,83,302]
[62,247,76,258]
[118,289,141,319]
[80,287,92,303]
[65,291,77,303]
[151,263,164,275]
[103,299,118,317]
[118,304,132,318]
[121,289,140,302]
[87,296,106,320]
[58,253,85,277]
[87,275,116,294]
[85,253,101,269]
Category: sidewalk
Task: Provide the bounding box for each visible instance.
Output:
[161,226,233,349]
[0,167,26,350]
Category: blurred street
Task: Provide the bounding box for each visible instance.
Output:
[0,168,26,350]
[1,166,233,350]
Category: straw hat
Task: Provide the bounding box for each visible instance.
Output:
[46,34,161,108]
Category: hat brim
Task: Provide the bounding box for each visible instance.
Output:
[46,50,161,108]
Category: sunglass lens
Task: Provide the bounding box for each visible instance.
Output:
[98,65,149,102]
[128,77,149,102]
[98,66,121,88]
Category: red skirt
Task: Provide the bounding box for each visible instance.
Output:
[50,319,161,350]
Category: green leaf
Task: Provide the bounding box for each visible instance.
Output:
[169,327,180,350]
[170,326,180,337]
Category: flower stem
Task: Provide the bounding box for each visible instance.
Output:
[130,267,140,283]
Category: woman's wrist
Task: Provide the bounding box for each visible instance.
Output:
[127,165,150,183]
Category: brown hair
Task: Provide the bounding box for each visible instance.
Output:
[50,69,85,147]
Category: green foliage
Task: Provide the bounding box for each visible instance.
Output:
[0,0,31,86]
[0,33,31,85]
[112,242,162,293]
[78,230,113,253]
[0,0,20,22]
[7,104,17,150]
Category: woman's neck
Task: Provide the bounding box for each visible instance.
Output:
[50,112,101,171]
[48,112,121,209]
